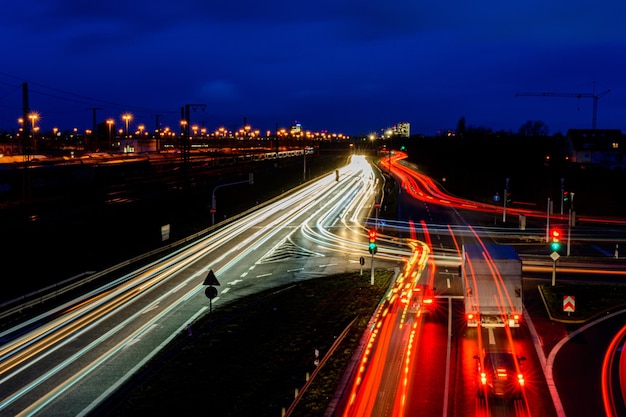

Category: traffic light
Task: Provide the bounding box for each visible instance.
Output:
[563,191,570,203]
[550,229,561,251]
[368,229,378,254]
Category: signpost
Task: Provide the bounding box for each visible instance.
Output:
[563,295,575,315]
[202,269,220,312]
[550,251,560,286]
[493,193,500,224]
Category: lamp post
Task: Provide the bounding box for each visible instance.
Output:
[28,113,38,153]
[122,114,132,153]
[122,113,132,139]
[106,119,114,150]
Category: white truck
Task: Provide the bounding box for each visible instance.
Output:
[461,244,523,328]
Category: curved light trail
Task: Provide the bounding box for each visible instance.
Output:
[0,154,401,416]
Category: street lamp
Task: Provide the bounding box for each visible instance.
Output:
[122,113,132,139]
[28,113,39,153]
[106,119,114,150]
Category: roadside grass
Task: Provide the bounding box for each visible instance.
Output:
[95,270,393,417]
[540,282,626,322]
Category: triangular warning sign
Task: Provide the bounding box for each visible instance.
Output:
[203,269,220,286]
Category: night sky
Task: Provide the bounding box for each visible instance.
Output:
[1,0,626,137]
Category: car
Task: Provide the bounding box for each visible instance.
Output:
[474,351,526,400]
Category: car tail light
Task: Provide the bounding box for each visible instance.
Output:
[480,372,487,385]
[467,313,474,320]
[423,298,433,304]
[518,373,525,386]
[513,314,520,321]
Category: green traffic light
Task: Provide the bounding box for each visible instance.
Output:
[551,242,561,251]
[368,242,377,254]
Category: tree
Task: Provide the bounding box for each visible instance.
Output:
[456,116,466,138]
[519,120,549,137]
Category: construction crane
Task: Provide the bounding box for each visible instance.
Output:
[515,88,610,129]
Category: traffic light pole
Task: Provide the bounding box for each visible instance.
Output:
[368,229,377,285]
[545,197,551,242]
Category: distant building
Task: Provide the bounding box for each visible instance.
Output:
[565,129,625,169]
[120,138,157,153]
[290,123,302,136]
[384,123,410,138]
[395,122,410,138]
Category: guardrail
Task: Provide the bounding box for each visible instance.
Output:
[0,165,346,323]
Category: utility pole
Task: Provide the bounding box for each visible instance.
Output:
[180,103,206,181]
[21,82,31,202]
[86,107,102,151]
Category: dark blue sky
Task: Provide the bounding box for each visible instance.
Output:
[1,0,625,136]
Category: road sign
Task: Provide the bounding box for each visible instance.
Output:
[210,208,216,214]
[550,251,560,262]
[359,256,365,266]
[203,269,220,286]
[563,295,575,312]
[205,286,218,299]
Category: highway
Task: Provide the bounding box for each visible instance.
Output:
[333,151,626,417]
[391,151,626,417]
[0,154,407,417]
[3,149,626,416]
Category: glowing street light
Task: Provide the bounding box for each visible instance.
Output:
[106,119,114,149]
[28,112,39,152]
[122,113,132,139]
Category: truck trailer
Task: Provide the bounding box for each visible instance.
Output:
[461,244,523,328]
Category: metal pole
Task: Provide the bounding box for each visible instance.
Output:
[546,197,551,242]
[551,260,557,286]
[567,208,572,256]
[370,253,375,285]
[503,178,509,223]
[211,189,216,225]
[560,178,565,215]
[211,178,252,225]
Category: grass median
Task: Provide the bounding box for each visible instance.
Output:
[94,270,394,417]
[540,282,626,323]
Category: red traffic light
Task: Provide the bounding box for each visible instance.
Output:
[550,229,561,251]
[368,229,377,243]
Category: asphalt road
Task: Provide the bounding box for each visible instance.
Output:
[0,155,388,416]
